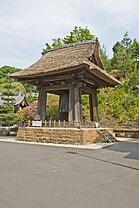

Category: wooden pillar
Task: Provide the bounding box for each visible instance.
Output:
[89,90,99,123]
[37,87,47,122]
[68,88,74,123]
[89,94,93,122]
[58,94,62,121]
[73,83,82,124]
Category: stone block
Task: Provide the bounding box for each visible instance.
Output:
[16,127,114,145]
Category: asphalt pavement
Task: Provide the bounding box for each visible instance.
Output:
[0,140,139,208]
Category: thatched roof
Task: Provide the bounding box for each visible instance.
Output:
[11,40,121,86]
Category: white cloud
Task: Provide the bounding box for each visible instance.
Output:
[0,0,139,68]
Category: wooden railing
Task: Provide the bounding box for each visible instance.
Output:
[19,120,98,128]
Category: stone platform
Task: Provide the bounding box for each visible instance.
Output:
[16,127,114,145]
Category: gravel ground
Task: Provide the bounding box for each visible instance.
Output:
[0,136,134,149]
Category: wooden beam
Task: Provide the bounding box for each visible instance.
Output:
[80,77,96,86]
[41,71,85,85]
[42,75,72,82]
[42,84,71,91]
[47,90,64,95]
[81,85,96,94]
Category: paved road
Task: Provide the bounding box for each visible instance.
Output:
[0,140,139,208]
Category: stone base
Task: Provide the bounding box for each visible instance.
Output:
[114,128,139,138]
[16,127,114,145]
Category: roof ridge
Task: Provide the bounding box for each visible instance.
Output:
[42,39,98,55]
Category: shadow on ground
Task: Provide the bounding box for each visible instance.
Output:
[103,140,139,160]
[67,140,139,171]
[67,149,139,171]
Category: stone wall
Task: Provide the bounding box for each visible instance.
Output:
[16,127,114,144]
[114,129,139,138]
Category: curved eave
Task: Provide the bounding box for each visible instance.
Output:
[11,63,87,80]
[84,61,121,87]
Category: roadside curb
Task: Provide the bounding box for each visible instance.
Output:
[0,138,114,150]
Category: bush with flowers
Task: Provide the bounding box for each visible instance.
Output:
[17,101,37,125]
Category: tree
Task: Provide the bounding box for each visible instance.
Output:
[129,39,139,72]
[130,39,139,61]
[0,66,20,79]
[0,75,17,126]
[111,33,133,79]
[43,26,95,51]
[98,86,139,123]
[121,31,132,52]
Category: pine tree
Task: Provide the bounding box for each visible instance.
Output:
[121,32,132,52]
[111,34,133,79]
[0,75,17,126]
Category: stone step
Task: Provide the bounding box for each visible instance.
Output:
[95,129,117,143]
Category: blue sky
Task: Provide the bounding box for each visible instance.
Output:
[0,0,139,69]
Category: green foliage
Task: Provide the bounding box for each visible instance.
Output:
[98,86,139,123]
[130,39,139,61]
[43,26,95,51]
[22,83,38,104]
[99,32,139,123]
[121,32,132,52]
[63,26,95,44]
[23,83,37,94]
[0,75,17,126]
[0,66,27,126]
[110,32,139,80]
[111,42,132,79]
[26,93,38,104]
[0,66,25,93]
[81,95,90,121]
[122,67,139,96]
[46,94,59,120]
[0,66,20,79]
